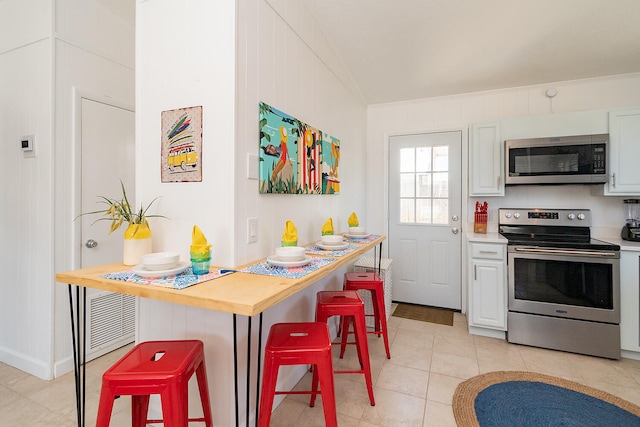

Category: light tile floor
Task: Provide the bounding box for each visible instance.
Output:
[3,311,640,426]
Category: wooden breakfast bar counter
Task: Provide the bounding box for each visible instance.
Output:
[57,234,385,427]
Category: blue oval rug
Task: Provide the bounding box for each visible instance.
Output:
[453,371,640,427]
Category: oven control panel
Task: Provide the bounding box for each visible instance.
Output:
[499,208,591,226]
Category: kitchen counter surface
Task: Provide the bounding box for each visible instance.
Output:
[466,231,507,244]
[616,240,640,252]
[596,237,640,252]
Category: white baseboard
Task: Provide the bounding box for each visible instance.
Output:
[0,346,51,380]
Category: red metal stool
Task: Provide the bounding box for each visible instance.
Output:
[315,290,375,406]
[95,340,213,427]
[344,272,391,359]
[258,322,337,427]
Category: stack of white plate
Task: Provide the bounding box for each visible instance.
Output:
[318,235,348,250]
[267,246,311,267]
[346,227,369,239]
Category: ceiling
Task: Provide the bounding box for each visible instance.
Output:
[303,0,640,104]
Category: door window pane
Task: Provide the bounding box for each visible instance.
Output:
[400,173,415,197]
[400,199,415,223]
[400,148,415,173]
[433,172,449,197]
[416,147,431,172]
[416,173,431,197]
[433,146,449,171]
[416,199,432,223]
[433,199,449,224]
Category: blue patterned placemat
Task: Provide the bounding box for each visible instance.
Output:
[305,243,358,257]
[343,234,381,244]
[101,268,236,290]
[240,257,336,279]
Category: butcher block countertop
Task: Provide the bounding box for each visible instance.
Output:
[56,235,385,317]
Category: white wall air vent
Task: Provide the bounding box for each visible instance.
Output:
[86,291,135,361]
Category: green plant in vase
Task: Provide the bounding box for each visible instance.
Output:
[78,180,167,265]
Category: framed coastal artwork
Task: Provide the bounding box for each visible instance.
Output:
[259,102,340,194]
[161,106,203,183]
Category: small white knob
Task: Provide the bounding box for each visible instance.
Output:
[567,213,576,220]
[513,212,521,219]
[577,213,586,220]
[505,213,512,218]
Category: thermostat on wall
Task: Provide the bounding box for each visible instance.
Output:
[21,135,35,152]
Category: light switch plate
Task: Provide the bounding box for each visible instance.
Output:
[247,218,258,243]
[247,153,259,180]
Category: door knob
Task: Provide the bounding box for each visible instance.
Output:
[452,227,459,234]
[85,239,98,248]
[452,215,459,221]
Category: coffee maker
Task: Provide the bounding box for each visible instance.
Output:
[621,199,640,241]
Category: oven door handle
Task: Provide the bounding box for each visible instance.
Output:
[513,247,618,257]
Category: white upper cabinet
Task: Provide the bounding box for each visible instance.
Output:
[605,108,640,195]
[469,122,504,196]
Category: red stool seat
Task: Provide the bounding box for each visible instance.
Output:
[259,322,337,427]
[315,290,375,406]
[96,340,213,427]
[344,272,391,359]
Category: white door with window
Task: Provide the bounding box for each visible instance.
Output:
[388,131,462,310]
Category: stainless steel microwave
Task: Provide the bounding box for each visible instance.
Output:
[505,134,608,185]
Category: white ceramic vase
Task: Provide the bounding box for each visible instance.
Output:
[123,222,152,266]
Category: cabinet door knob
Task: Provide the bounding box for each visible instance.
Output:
[85,239,98,249]
[452,227,459,234]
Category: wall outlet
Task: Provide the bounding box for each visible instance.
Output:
[247,218,258,243]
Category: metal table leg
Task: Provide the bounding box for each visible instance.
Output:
[68,284,86,427]
[233,313,264,427]
[375,241,382,275]
[255,313,263,427]
[246,316,251,427]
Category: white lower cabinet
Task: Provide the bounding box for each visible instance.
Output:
[621,250,640,353]
[468,241,507,333]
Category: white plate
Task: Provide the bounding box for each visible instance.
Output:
[132,260,190,278]
[266,255,312,268]
[317,242,349,251]
[344,233,370,239]
[318,240,345,246]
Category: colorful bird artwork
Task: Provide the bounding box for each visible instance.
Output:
[258,101,340,194]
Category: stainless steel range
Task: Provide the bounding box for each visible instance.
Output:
[499,208,621,359]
